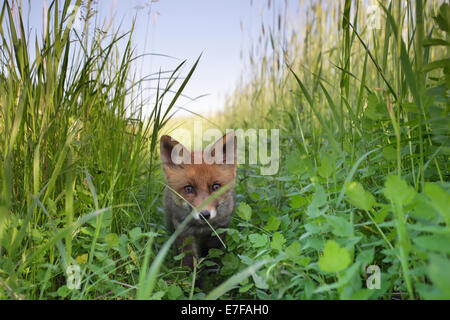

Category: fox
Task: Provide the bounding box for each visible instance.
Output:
[160,131,237,270]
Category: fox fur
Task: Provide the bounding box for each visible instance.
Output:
[160,132,237,269]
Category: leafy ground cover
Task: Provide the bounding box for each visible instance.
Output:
[0,0,449,300]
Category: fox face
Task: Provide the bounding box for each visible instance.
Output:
[160,132,237,272]
[160,132,237,224]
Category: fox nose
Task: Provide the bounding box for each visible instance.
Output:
[199,210,211,220]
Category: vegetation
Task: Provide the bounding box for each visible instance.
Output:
[217,0,450,300]
[1,0,449,300]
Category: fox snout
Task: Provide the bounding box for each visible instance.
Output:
[200,211,210,219]
[196,209,216,221]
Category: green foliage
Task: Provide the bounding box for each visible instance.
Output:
[345,182,375,211]
[1,0,449,301]
[424,183,450,226]
[0,0,197,300]
[383,175,416,206]
[236,202,252,221]
[214,0,450,300]
[318,241,351,273]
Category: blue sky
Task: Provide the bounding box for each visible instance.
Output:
[22,0,303,117]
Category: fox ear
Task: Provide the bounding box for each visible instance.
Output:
[208,131,237,165]
[160,135,190,167]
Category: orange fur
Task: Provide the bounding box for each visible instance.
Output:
[160,132,237,273]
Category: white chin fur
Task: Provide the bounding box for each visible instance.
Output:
[191,211,200,220]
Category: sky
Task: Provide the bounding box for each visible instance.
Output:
[21,0,303,117]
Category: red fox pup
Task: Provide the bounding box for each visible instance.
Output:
[160,132,237,269]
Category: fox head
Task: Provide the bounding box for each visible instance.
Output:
[160,132,237,221]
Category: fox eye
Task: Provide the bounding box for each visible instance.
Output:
[184,185,194,194]
[212,183,221,192]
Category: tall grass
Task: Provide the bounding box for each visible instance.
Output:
[216,0,449,299]
[0,0,197,299]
